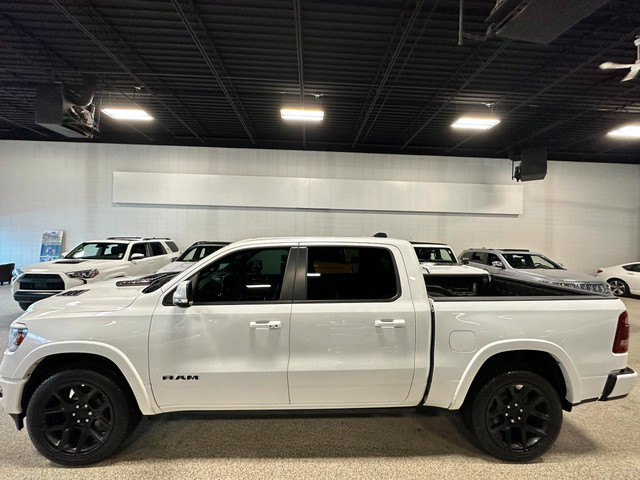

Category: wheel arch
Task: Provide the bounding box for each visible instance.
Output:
[17,343,158,416]
[449,340,580,411]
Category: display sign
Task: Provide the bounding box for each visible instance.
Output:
[40,230,64,262]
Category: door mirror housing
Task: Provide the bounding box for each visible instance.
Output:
[491,260,504,269]
[173,280,193,308]
[130,253,145,261]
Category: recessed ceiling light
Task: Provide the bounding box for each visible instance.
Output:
[102,108,154,121]
[607,125,640,138]
[280,108,324,121]
[451,117,500,130]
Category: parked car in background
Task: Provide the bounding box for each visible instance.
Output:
[158,241,230,273]
[412,242,490,296]
[596,262,640,296]
[11,236,180,310]
[459,248,610,294]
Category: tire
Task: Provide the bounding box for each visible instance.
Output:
[26,369,135,466]
[18,302,31,311]
[607,279,629,297]
[464,370,562,462]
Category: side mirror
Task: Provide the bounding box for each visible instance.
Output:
[130,253,145,261]
[461,258,469,265]
[491,261,504,269]
[173,280,193,308]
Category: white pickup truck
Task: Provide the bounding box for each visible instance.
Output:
[0,237,636,465]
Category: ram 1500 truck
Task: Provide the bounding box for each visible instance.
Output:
[0,237,636,465]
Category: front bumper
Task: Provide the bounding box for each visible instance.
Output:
[0,375,28,415]
[600,367,638,401]
[13,290,61,304]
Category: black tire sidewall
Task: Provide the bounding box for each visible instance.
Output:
[470,370,562,462]
[26,369,132,466]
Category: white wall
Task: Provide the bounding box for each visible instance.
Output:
[1,140,639,275]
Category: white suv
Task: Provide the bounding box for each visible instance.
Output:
[12,237,180,310]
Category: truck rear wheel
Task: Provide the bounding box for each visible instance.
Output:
[26,369,135,465]
[464,370,562,462]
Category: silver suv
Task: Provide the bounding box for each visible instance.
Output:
[458,248,610,294]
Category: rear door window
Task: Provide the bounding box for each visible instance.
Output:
[150,242,167,256]
[305,246,398,301]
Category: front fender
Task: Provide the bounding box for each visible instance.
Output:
[15,341,159,415]
[447,339,581,410]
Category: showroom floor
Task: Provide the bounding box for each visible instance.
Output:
[0,284,638,479]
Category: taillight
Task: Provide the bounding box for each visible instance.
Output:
[597,269,603,274]
[613,311,630,354]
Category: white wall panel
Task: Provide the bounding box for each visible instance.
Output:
[1,140,639,276]
[113,172,523,215]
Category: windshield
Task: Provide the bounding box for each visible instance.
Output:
[65,242,128,260]
[177,244,225,262]
[414,247,457,264]
[502,253,564,270]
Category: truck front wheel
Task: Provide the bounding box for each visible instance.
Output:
[464,370,562,462]
[26,369,135,465]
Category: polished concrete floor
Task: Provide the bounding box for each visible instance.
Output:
[0,283,639,479]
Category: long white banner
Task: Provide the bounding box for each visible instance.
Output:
[113,171,523,215]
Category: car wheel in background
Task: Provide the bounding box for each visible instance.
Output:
[607,279,629,297]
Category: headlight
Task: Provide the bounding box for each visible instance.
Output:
[65,269,99,279]
[12,268,23,281]
[8,324,28,352]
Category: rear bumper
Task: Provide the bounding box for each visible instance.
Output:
[599,367,638,401]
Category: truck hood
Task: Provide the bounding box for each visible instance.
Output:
[157,261,192,273]
[421,262,488,275]
[21,258,123,274]
[23,277,147,315]
[516,269,602,283]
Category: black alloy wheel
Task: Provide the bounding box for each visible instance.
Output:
[607,279,628,297]
[26,369,135,465]
[466,370,562,462]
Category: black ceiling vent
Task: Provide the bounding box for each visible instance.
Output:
[35,75,99,138]
[486,0,609,44]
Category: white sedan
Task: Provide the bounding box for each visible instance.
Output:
[596,262,640,296]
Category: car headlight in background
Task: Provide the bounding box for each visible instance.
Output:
[65,269,99,279]
[8,324,28,352]
[11,267,23,281]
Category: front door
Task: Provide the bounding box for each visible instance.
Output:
[287,244,416,405]
[149,246,295,410]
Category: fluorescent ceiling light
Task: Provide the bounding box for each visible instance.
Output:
[451,117,500,130]
[280,108,324,121]
[102,108,153,121]
[607,125,640,138]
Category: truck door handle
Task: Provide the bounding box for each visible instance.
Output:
[375,319,405,328]
[250,320,281,330]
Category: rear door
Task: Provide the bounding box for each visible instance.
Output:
[287,243,416,405]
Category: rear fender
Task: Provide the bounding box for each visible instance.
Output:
[448,339,580,410]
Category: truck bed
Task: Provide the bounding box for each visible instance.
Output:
[425,273,607,298]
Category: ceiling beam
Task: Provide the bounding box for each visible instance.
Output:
[170,0,256,144]
[293,0,306,146]
[351,0,425,148]
[361,1,440,144]
[50,0,205,143]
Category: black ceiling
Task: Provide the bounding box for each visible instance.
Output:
[1,0,640,163]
